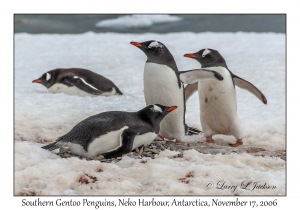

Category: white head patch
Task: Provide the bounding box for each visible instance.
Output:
[148,41,162,48]
[202,48,211,57]
[151,105,163,113]
[46,73,51,81]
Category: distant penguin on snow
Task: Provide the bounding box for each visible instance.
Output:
[32,68,122,97]
[130,40,223,142]
[180,48,267,147]
[42,104,177,159]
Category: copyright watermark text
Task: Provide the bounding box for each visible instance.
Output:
[206,181,276,193]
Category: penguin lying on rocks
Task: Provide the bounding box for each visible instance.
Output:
[42,104,177,159]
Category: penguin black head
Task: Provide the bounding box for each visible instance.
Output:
[130,40,175,64]
[32,71,55,88]
[139,104,177,127]
[184,48,228,68]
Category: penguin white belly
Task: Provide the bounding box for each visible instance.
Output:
[144,63,185,140]
[48,84,117,97]
[48,84,96,97]
[101,88,117,96]
[198,67,243,139]
[68,126,128,158]
[132,132,157,149]
[67,127,156,158]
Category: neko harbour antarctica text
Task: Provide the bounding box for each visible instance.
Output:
[21,198,269,208]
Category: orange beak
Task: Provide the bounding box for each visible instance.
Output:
[184,53,197,58]
[130,41,142,47]
[167,106,177,112]
[32,79,42,83]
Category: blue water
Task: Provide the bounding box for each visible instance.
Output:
[14,14,285,34]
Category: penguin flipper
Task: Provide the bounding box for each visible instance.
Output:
[185,124,203,136]
[42,142,59,151]
[184,83,198,102]
[232,75,267,104]
[179,69,224,84]
[102,129,137,159]
[63,77,104,95]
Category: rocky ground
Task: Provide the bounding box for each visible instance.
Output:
[58,138,286,163]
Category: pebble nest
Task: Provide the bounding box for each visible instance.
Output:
[58,138,286,163]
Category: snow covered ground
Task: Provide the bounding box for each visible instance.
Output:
[95,15,182,28]
[14,32,285,195]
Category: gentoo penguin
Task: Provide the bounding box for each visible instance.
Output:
[32,68,122,96]
[130,40,223,142]
[42,104,177,159]
[180,48,267,147]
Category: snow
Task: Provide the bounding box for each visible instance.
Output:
[14,31,285,195]
[95,15,182,28]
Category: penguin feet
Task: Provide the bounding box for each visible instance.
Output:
[157,134,165,140]
[206,136,214,144]
[174,139,181,143]
[157,134,182,143]
[229,139,243,147]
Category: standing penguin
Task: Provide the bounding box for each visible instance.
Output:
[180,48,267,146]
[32,68,122,97]
[42,104,177,159]
[130,40,223,142]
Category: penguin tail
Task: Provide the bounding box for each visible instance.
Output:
[41,142,59,151]
[186,125,203,136]
[115,87,123,95]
